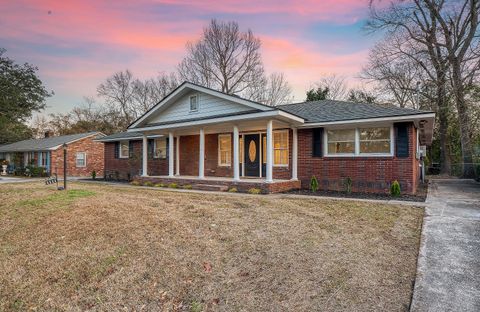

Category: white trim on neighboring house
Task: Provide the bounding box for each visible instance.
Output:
[129,82,279,129]
[128,110,304,133]
[300,113,435,128]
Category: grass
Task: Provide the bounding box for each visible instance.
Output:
[0,182,423,311]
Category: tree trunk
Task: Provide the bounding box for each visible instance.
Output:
[437,94,451,175]
[451,61,475,178]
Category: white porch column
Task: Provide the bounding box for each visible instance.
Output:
[266,120,273,183]
[175,136,180,176]
[168,132,174,177]
[292,127,298,181]
[233,125,240,181]
[142,134,148,176]
[199,128,205,178]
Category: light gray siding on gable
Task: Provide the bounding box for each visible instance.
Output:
[148,91,254,124]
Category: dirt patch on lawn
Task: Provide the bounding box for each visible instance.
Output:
[0,182,423,311]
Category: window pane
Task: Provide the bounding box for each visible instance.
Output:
[360,127,390,141]
[262,136,266,163]
[120,141,129,157]
[239,138,243,163]
[154,138,167,158]
[327,129,355,142]
[327,142,355,154]
[190,95,198,111]
[360,141,390,153]
[218,135,231,165]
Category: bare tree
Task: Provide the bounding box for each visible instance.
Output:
[97,70,135,125]
[178,19,266,98]
[312,74,349,100]
[246,73,292,106]
[97,70,179,128]
[367,0,456,175]
[361,38,426,108]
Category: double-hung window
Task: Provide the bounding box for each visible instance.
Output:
[218,134,231,166]
[153,138,167,159]
[76,152,86,167]
[189,95,198,112]
[273,130,289,165]
[119,141,129,158]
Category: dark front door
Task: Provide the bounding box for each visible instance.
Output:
[244,134,260,177]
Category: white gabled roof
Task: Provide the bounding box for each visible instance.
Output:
[128,81,276,129]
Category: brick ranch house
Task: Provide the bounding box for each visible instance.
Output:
[98,82,435,194]
[0,132,105,177]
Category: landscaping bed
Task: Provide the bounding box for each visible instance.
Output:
[0,182,423,311]
[286,182,429,202]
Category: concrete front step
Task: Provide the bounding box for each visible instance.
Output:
[191,184,229,192]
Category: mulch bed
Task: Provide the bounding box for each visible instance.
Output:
[286,181,428,202]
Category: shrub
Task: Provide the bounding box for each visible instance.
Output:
[183,184,193,189]
[91,170,96,180]
[310,176,319,192]
[343,177,352,194]
[130,181,141,186]
[228,187,238,193]
[143,181,154,187]
[247,188,261,194]
[154,183,164,187]
[390,180,401,197]
[168,183,178,189]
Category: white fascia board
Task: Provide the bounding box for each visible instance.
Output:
[96,134,164,142]
[129,82,273,129]
[299,113,435,128]
[128,110,304,133]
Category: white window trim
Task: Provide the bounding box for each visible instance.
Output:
[273,129,289,167]
[153,138,167,159]
[76,152,87,167]
[189,94,199,113]
[119,140,129,159]
[324,126,394,157]
[218,134,232,167]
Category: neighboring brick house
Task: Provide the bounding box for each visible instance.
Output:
[0,132,105,177]
[98,82,435,194]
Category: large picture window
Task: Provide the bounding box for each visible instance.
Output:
[327,129,355,154]
[359,127,391,154]
[326,127,393,156]
[119,141,129,158]
[218,134,231,166]
[154,138,167,159]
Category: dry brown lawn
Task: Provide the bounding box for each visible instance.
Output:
[0,182,423,311]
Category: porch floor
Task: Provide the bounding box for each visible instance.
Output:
[134,175,301,193]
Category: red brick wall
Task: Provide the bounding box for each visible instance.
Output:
[296,123,419,194]
[51,135,104,177]
[102,124,420,194]
[103,140,168,180]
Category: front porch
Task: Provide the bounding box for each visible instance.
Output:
[134,175,301,193]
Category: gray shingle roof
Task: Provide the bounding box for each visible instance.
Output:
[96,131,163,142]
[278,100,433,123]
[0,132,103,153]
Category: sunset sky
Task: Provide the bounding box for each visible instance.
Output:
[1,0,383,116]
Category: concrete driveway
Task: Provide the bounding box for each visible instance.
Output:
[411,179,480,312]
